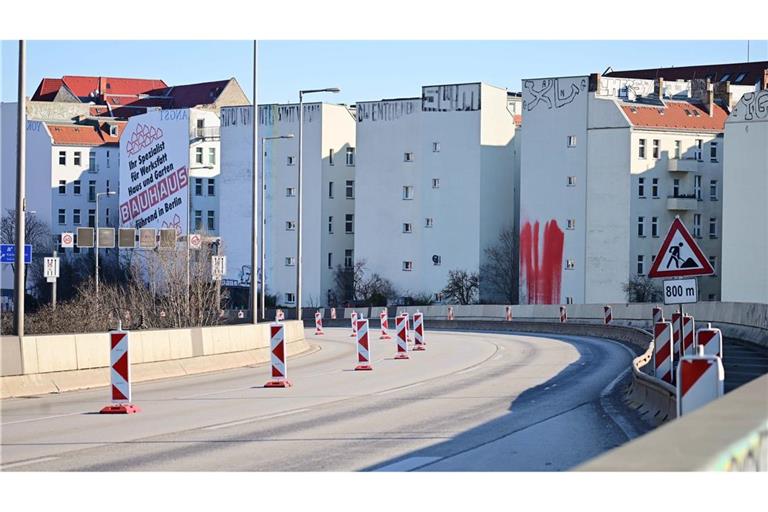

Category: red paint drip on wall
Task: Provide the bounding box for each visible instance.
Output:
[520,219,565,304]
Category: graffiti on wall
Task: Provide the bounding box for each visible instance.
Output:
[519,220,565,304]
[259,104,321,126]
[596,77,655,100]
[356,99,418,123]
[422,84,481,112]
[732,90,768,121]
[27,101,91,122]
[220,106,253,127]
[523,77,587,111]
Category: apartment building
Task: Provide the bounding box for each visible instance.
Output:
[219,103,356,307]
[354,82,521,303]
[722,89,768,303]
[519,71,755,304]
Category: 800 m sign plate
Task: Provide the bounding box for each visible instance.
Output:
[663,278,698,305]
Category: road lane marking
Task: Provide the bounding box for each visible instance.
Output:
[1,457,59,470]
[376,383,424,396]
[202,409,311,431]
[374,456,442,471]
[456,366,481,375]
[1,411,87,426]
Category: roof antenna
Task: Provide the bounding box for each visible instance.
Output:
[602,66,613,75]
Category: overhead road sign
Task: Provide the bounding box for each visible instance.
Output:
[98,228,115,249]
[76,227,95,248]
[139,228,157,249]
[648,217,714,278]
[0,244,32,264]
[118,228,136,249]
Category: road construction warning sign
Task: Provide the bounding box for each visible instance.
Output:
[648,217,714,278]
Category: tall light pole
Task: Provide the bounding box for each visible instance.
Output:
[14,40,26,336]
[297,87,339,321]
[251,40,259,325]
[95,190,115,296]
[261,134,294,321]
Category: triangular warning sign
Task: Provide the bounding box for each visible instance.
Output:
[648,217,714,278]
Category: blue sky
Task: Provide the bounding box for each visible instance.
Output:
[2,40,767,105]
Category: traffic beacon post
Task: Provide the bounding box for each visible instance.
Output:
[648,216,714,354]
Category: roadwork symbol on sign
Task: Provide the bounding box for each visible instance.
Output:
[648,217,714,278]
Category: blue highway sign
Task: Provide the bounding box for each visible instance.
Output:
[0,244,33,264]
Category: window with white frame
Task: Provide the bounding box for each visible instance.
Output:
[425,217,433,228]
[566,297,574,305]
[89,153,96,172]
[287,155,295,166]
[404,152,414,162]
[74,151,82,166]
[565,259,575,270]
[710,180,718,200]
[637,216,645,237]
[709,217,718,238]
[651,217,659,237]
[693,214,702,238]
[73,209,81,225]
[286,221,296,231]
[329,149,334,165]
[285,293,295,304]
[195,147,203,164]
[328,181,334,198]
[652,178,659,198]
[710,141,718,162]
[433,142,440,152]
[567,135,577,147]
[194,210,202,230]
[73,180,81,195]
[208,179,215,196]
[695,139,703,161]
[88,180,96,202]
[58,209,66,225]
[346,147,355,166]
[88,209,95,227]
[285,257,296,266]
[195,178,203,196]
[566,219,575,230]
[673,178,680,197]
[402,261,413,271]
[328,252,333,269]
[58,151,66,165]
[344,249,353,268]
[567,176,576,187]
[652,139,660,159]
[432,178,440,189]
[402,223,412,233]
[674,140,681,159]
[637,255,645,275]
[433,255,442,266]
[286,187,296,197]
[346,180,354,199]
[58,180,66,194]
[402,186,414,199]
[345,214,354,233]
[638,177,646,198]
[638,139,646,159]
[328,216,333,234]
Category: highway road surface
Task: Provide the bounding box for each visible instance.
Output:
[0,328,648,471]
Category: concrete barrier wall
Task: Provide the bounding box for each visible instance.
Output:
[0,321,308,398]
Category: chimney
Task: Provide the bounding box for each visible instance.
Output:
[655,77,665,99]
[707,88,714,117]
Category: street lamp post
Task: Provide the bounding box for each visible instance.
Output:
[95,190,116,296]
[260,134,294,321]
[297,87,339,321]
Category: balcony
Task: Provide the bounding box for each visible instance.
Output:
[667,157,701,173]
[666,194,699,211]
[190,126,220,141]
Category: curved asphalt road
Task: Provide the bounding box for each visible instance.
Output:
[0,327,643,471]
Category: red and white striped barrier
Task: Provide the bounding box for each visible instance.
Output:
[681,315,695,358]
[676,348,724,417]
[447,306,454,321]
[395,315,410,360]
[401,312,413,341]
[354,318,373,371]
[653,321,674,384]
[413,312,426,351]
[652,306,664,325]
[330,307,336,320]
[350,311,358,338]
[379,309,391,340]
[671,312,682,358]
[100,329,140,414]
[314,311,324,335]
[265,323,292,387]
[559,306,567,323]
[604,305,612,325]
[697,325,723,359]
[505,306,512,321]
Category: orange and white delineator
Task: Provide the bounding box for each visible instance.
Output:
[505,306,512,321]
[676,347,724,417]
[447,306,454,321]
[604,305,612,325]
[265,323,292,388]
[354,318,373,371]
[350,311,358,338]
[330,307,337,320]
[100,328,140,414]
[314,310,324,335]
[697,325,723,359]
[413,312,426,351]
[559,306,567,323]
[379,309,391,340]
[653,321,674,384]
[671,312,682,358]
[652,306,664,325]
[395,315,410,360]
[681,314,695,358]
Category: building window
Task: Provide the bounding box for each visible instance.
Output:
[637,216,645,237]
[673,178,680,197]
[651,217,659,237]
[709,256,718,276]
[710,180,718,201]
[207,211,215,231]
[651,178,659,198]
[433,142,440,152]
[695,175,702,200]
[402,186,414,200]
[58,180,66,194]
[207,179,215,196]
[195,178,203,196]
[695,139,703,161]
[567,176,576,187]
[567,135,577,147]
[285,257,295,266]
[58,209,66,225]
[327,252,333,269]
[286,221,296,231]
[73,209,81,225]
[88,180,96,202]
[425,217,433,228]
[285,293,295,304]
[709,217,718,238]
[566,219,575,230]
[286,187,296,197]
[345,180,354,199]
[346,147,355,166]
[58,151,66,165]
[710,142,719,162]
[328,181,334,198]
[105,208,111,226]
[106,179,111,194]
[287,156,295,166]
[404,152,414,162]
[674,140,681,159]
[88,209,95,227]
[89,153,96,173]
[344,249,353,268]
[432,178,440,189]
[74,151,82,166]
[403,223,413,233]
[638,177,645,198]
[328,216,333,234]
[693,214,702,238]
[433,255,442,266]
[208,147,216,165]
[638,139,646,159]
[652,139,660,159]
[566,297,574,305]
[565,259,575,270]
[195,147,203,164]
[329,149,334,165]
[402,261,413,271]
[194,210,202,230]
[345,214,354,234]
[637,255,645,275]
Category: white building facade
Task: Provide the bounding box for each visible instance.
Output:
[354,82,521,303]
[219,103,356,307]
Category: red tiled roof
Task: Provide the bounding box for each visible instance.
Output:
[60,76,167,98]
[46,122,127,146]
[31,78,64,101]
[621,101,727,132]
[149,79,231,108]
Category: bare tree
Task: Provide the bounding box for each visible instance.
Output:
[623,275,663,303]
[441,269,479,305]
[1,209,53,297]
[480,224,518,304]
[332,260,396,306]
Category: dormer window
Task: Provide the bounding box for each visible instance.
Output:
[109,125,118,136]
